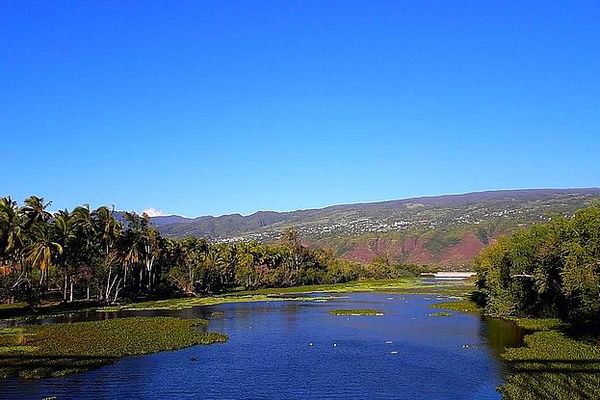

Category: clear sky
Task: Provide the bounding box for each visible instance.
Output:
[1,1,599,217]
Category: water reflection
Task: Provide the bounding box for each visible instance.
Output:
[481,316,525,357]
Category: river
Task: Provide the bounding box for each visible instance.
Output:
[0,293,524,399]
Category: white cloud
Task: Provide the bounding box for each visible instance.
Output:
[141,207,166,217]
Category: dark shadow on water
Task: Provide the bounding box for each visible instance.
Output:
[481,316,526,357]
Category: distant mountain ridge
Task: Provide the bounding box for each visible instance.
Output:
[149,188,600,266]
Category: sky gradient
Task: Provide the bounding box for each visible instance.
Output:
[1,1,599,217]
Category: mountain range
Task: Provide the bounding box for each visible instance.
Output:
[149,188,600,267]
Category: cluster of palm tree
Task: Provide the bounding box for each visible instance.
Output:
[1,195,423,306]
[0,196,375,306]
[0,196,166,304]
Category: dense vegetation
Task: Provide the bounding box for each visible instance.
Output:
[0,196,419,308]
[0,317,227,378]
[475,202,600,326]
[470,204,600,399]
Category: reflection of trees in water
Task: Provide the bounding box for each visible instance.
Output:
[481,316,525,358]
[500,370,600,400]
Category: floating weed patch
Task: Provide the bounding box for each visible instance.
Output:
[0,345,38,354]
[500,330,600,399]
[500,372,600,400]
[112,294,316,311]
[229,277,472,296]
[430,299,481,314]
[429,311,452,317]
[329,309,384,316]
[96,307,121,312]
[0,317,227,379]
[509,318,564,332]
[502,330,600,370]
[109,279,473,312]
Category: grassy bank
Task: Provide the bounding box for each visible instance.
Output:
[500,328,600,400]
[429,299,480,314]
[0,317,227,379]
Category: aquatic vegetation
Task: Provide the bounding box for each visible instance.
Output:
[116,278,472,312]
[430,299,481,314]
[232,277,430,295]
[0,317,227,378]
[500,330,600,399]
[329,309,384,316]
[509,318,564,331]
[500,372,600,400]
[99,279,415,311]
[111,294,317,311]
[502,331,600,370]
[429,311,452,317]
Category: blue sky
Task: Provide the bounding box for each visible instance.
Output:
[1,1,599,217]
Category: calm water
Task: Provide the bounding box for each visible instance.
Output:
[0,293,523,400]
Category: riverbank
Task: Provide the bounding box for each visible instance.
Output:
[0,317,227,379]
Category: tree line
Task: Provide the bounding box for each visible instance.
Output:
[475,202,600,326]
[0,196,419,306]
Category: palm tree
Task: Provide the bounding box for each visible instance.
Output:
[25,224,62,291]
[22,196,52,228]
[203,246,224,292]
[142,227,161,291]
[93,206,122,301]
[53,210,76,301]
[94,206,121,255]
[0,197,24,263]
[70,205,96,301]
[0,197,27,292]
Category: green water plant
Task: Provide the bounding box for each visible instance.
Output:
[0,317,227,378]
[329,309,384,316]
[429,311,452,317]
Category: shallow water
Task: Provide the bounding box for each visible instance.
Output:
[0,293,523,399]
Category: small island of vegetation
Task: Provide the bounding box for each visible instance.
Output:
[0,317,227,378]
[329,309,384,316]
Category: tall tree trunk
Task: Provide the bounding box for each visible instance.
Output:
[139,267,143,292]
[69,279,74,302]
[63,274,68,302]
[105,266,112,300]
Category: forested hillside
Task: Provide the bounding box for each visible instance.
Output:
[153,189,600,267]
